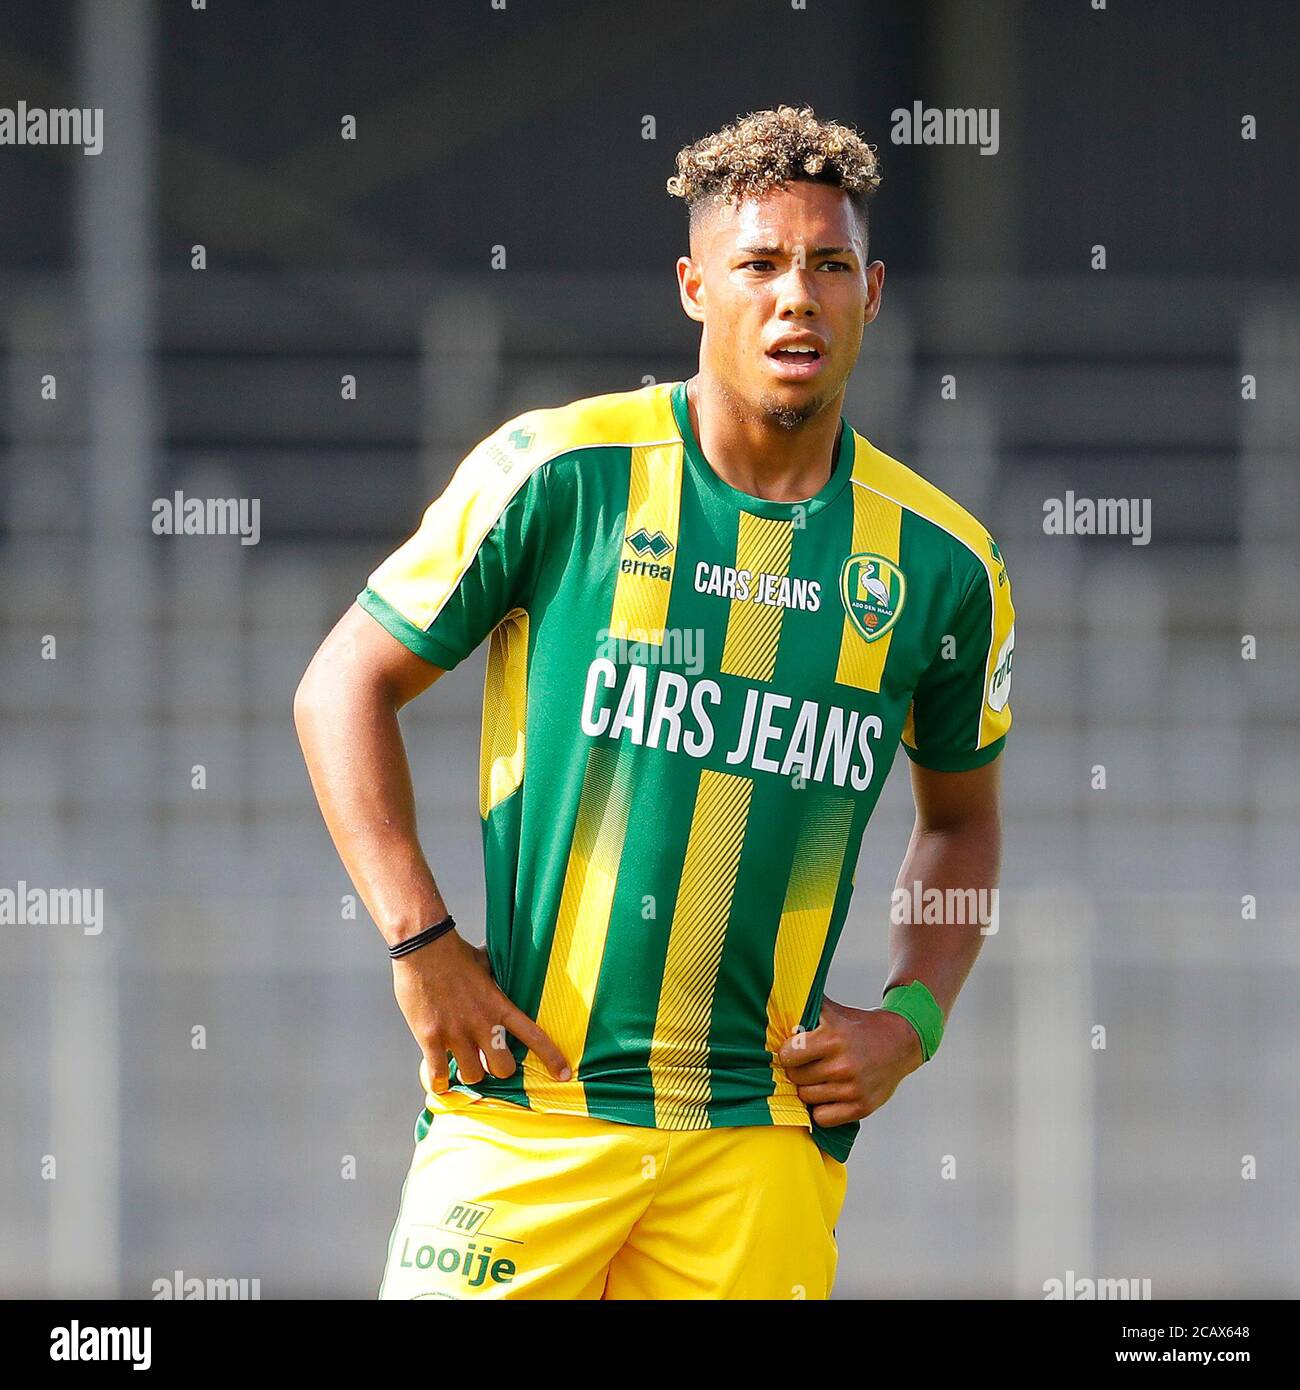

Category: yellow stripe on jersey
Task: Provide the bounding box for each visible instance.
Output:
[764,798,856,1122]
[648,769,753,1130]
[607,439,684,646]
[835,438,903,692]
[524,745,631,1114]
[367,382,680,635]
[720,513,792,682]
[853,434,1014,752]
[479,608,529,817]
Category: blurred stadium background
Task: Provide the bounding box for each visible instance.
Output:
[1,0,1296,1298]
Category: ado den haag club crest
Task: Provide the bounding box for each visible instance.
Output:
[839,553,906,643]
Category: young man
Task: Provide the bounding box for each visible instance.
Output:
[295,105,1014,1300]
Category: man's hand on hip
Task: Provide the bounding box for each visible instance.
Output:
[391,930,570,1092]
[778,996,924,1128]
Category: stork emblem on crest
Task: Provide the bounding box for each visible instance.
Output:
[840,553,907,643]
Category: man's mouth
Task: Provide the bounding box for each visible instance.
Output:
[766,344,826,380]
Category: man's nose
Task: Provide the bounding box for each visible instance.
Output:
[776,267,819,318]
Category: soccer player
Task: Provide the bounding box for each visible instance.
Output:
[294,104,1014,1300]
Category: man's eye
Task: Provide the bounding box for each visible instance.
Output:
[819,261,850,271]
[742,260,774,271]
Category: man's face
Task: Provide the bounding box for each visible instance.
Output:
[676,181,884,428]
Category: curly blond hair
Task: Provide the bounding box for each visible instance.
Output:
[666,104,882,237]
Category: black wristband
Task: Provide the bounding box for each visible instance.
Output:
[388,914,457,960]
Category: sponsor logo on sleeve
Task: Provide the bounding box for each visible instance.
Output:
[987,624,1014,712]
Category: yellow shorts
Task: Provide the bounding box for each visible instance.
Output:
[378,1089,848,1300]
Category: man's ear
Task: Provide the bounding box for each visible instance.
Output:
[676,255,706,324]
[862,260,885,328]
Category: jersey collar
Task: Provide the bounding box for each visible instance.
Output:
[669,379,855,520]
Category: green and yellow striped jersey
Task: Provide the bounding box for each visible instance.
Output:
[360,379,1014,1161]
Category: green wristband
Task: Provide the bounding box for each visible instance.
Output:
[880,980,945,1062]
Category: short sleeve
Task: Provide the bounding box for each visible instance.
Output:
[357,424,550,671]
[902,538,1015,772]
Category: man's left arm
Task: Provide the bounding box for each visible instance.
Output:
[778,749,1003,1129]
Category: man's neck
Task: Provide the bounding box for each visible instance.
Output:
[686,373,844,504]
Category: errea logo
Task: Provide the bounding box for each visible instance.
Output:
[625,528,673,559]
[484,424,536,476]
[988,536,1007,587]
[621,528,674,580]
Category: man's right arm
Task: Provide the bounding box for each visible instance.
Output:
[293,602,569,1091]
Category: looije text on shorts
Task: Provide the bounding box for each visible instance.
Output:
[397,1236,516,1287]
